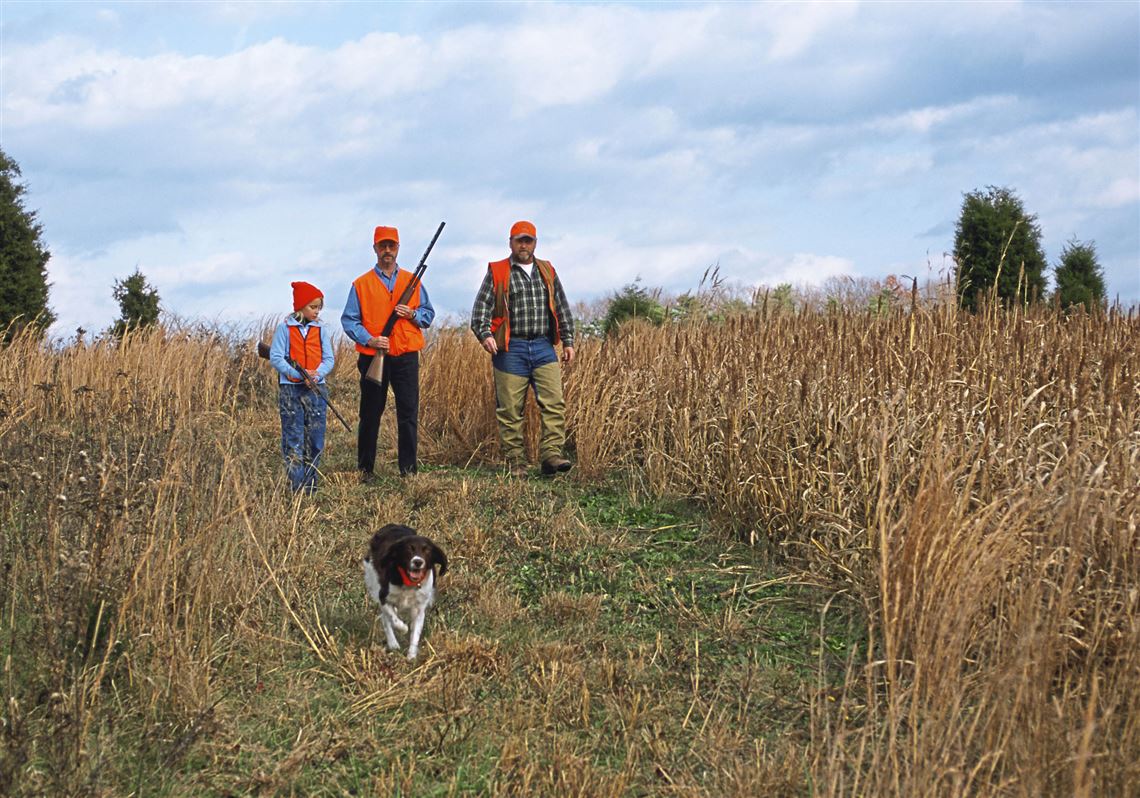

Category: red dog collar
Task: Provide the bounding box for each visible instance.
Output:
[397,566,426,588]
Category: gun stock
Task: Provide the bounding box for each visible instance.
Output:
[364,350,385,384]
[363,221,445,385]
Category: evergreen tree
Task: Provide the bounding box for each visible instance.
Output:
[0,149,55,339]
[602,279,665,335]
[111,269,161,339]
[952,186,1047,311]
[1053,239,1106,311]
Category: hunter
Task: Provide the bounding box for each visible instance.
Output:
[341,225,435,479]
[470,220,576,477]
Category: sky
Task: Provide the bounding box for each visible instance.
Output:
[1,0,1138,337]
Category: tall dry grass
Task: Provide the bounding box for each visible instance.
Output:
[0,324,313,793]
[2,304,1136,795]
[417,303,1140,793]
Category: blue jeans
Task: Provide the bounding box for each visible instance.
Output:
[279,383,327,493]
[491,337,559,377]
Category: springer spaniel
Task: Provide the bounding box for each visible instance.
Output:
[362,524,448,660]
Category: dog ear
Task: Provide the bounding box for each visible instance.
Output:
[369,532,400,569]
[380,540,407,570]
[430,543,449,578]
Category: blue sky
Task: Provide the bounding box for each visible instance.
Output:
[2,0,1137,336]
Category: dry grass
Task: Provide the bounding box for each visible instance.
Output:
[1,304,1137,796]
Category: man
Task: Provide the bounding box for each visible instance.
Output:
[470,220,576,477]
[342,225,435,479]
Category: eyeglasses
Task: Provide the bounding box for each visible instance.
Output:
[512,236,536,244]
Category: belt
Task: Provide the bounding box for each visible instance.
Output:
[512,333,548,341]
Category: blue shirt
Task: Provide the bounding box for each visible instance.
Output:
[340,265,435,347]
[269,316,336,384]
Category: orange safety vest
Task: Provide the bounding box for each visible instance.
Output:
[287,325,323,382]
[352,268,425,357]
[488,258,561,352]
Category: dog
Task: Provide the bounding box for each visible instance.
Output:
[362,524,448,660]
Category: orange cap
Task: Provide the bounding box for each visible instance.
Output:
[373,226,399,244]
[510,220,537,239]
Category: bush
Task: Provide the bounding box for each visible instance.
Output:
[602,280,665,335]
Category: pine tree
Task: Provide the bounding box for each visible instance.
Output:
[0,150,55,339]
[111,269,161,339]
[953,186,1047,311]
[1053,239,1106,311]
[602,279,665,335]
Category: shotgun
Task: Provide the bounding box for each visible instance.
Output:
[256,341,352,432]
[363,221,446,385]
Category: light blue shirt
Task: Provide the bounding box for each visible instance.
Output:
[269,316,336,384]
[340,265,435,347]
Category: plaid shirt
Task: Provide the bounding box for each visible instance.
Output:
[470,259,576,347]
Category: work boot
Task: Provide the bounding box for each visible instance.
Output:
[504,461,528,478]
[541,456,572,476]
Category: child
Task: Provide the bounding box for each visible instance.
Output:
[268,281,336,495]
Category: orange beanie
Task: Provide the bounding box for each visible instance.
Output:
[291,281,323,311]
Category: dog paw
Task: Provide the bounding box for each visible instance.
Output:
[406,647,419,660]
[391,618,409,634]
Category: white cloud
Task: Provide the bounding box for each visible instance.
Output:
[867,96,1020,135]
[1093,177,1140,209]
[762,0,860,62]
[716,249,856,288]
[3,0,1135,339]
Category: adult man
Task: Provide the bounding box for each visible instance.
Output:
[470,220,576,477]
[342,225,435,479]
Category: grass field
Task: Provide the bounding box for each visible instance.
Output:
[1,303,1137,796]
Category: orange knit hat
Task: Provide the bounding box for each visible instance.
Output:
[510,220,537,239]
[373,225,399,244]
[291,281,323,311]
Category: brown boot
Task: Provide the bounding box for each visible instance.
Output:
[504,461,528,478]
[541,456,572,476]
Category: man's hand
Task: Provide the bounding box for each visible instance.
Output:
[367,335,390,352]
[481,336,498,355]
[562,346,575,364]
[395,304,415,321]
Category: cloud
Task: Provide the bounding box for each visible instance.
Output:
[1,0,1135,337]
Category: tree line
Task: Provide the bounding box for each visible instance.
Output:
[0,148,1112,343]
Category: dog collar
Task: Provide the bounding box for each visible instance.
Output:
[397,566,426,588]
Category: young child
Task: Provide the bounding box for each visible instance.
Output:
[268,281,336,495]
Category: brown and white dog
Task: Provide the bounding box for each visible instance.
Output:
[362,524,448,660]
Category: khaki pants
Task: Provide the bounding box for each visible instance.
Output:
[493,362,566,463]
